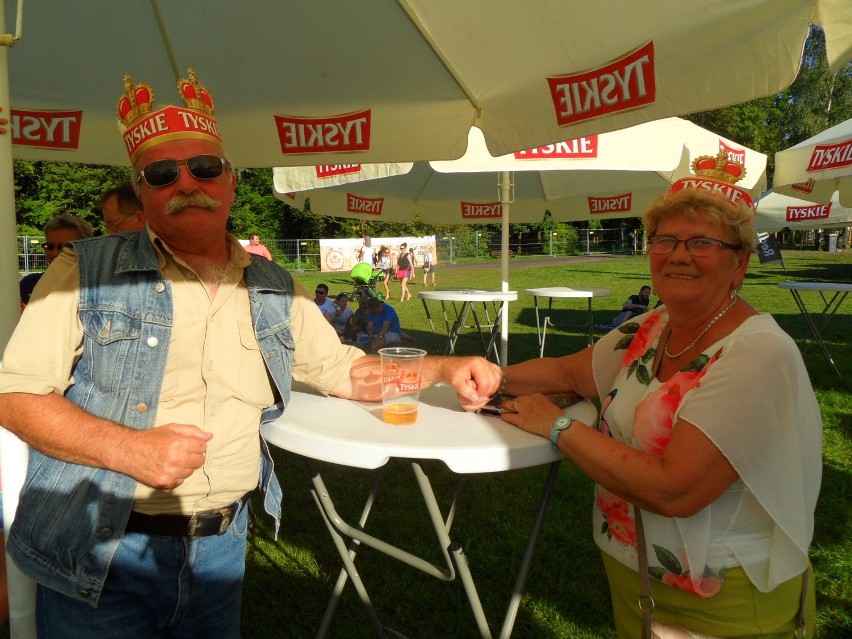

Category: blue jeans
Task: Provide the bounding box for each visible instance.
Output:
[36,504,249,639]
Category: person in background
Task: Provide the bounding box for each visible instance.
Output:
[479,182,820,637]
[344,296,372,349]
[314,283,337,320]
[378,246,393,299]
[609,285,654,327]
[0,69,497,638]
[366,297,402,351]
[422,248,436,286]
[99,181,146,234]
[244,233,272,260]
[407,247,418,282]
[358,233,374,266]
[19,215,94,309]
[396,242,413,302]
[329,292,354,341]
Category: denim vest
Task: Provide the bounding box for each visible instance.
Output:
[8,232,294,606]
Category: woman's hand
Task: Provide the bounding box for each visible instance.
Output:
[499,393,565,440]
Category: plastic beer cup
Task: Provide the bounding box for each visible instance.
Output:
[378,347,427,425]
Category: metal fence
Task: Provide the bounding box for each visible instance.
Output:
[18,227,840,275]
[14,228,644,274]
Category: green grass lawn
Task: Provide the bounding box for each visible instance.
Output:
[242,250,851,638]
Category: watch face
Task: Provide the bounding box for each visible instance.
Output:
[554,415,572,430]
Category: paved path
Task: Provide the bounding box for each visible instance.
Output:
[434,253,635,271]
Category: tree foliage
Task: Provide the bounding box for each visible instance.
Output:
[11,27,850,240]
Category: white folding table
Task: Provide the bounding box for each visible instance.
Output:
[418,289,518,365]
[261,385,598,639]
[524,287,612,356]
[778,281,851,379]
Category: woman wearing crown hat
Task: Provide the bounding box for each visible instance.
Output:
[477,156,820,637]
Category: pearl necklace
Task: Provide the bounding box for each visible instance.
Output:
[663,296,738,359]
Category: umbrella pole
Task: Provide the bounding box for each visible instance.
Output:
[499,171,510,365]
[1,6,38,638]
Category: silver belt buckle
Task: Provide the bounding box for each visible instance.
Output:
[218,507,234,534]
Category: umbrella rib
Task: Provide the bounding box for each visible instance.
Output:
[396,0,482,115]
[149,0,181,80]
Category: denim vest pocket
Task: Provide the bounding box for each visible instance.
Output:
[80,309,144,395]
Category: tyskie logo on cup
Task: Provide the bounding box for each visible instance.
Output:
[316,164,362,178]
[275,110,371,154]
[588,193,632,214]
[806,139,852,172]
[382,372,403,385]
[9,109,83,150]
[514,135,598,159]
[547,42,655,127]
[347,193,384,215]
[461,201,502,219]
[787,202,832,222]
[719,141,745,165]
[397,371,421,392]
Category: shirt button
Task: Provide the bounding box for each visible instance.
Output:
[136,403,148,412]
[99,528,113,538]
[207,361,215,371]
[154,282,166,293]
[79,590,91,599]
[147,337,159,348]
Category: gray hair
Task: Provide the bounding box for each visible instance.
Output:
[43,215,95,239]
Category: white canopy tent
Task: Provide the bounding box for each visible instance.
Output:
[773,118,852,206]
[755,189,852,230]
[274,120,767,361]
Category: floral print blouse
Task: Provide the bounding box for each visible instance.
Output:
[589,308,822,596]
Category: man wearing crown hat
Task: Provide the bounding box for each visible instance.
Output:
[0,70,499,637]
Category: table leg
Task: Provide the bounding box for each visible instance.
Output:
[586,298,594,347]
[498,460,560,639]
[788,289,843,378]
[302,458,559,638]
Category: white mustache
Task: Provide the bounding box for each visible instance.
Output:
[164,192,222,216]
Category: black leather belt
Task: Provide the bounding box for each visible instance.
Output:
[126,495,249,539]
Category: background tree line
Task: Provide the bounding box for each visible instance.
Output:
[11,27,851,243]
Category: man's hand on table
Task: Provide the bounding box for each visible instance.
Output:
[432,356,502,412]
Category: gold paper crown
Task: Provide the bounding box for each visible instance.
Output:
[116,68,214,129]
[177,69,215,116]
[116,75,155,126]
[117,68,222,162]
[690,150,746,184]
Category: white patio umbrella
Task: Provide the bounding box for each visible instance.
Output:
[754,189,852,230]
[773,118,852,206]
[3,0,847,347]
[274,120,767,362]
[0,1,847,634]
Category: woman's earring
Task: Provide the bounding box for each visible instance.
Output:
[730,288,738,300]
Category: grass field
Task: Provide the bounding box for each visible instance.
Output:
[242,250,851,638]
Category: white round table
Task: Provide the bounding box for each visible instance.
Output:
[524,286,612,355]
[418,289,518,364]
[262,384,598,638]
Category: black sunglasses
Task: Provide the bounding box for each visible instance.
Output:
[137,155,230,188]
[315,290,327,295]
[41,242,66,251]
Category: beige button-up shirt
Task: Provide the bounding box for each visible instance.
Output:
[0,229,363,514]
